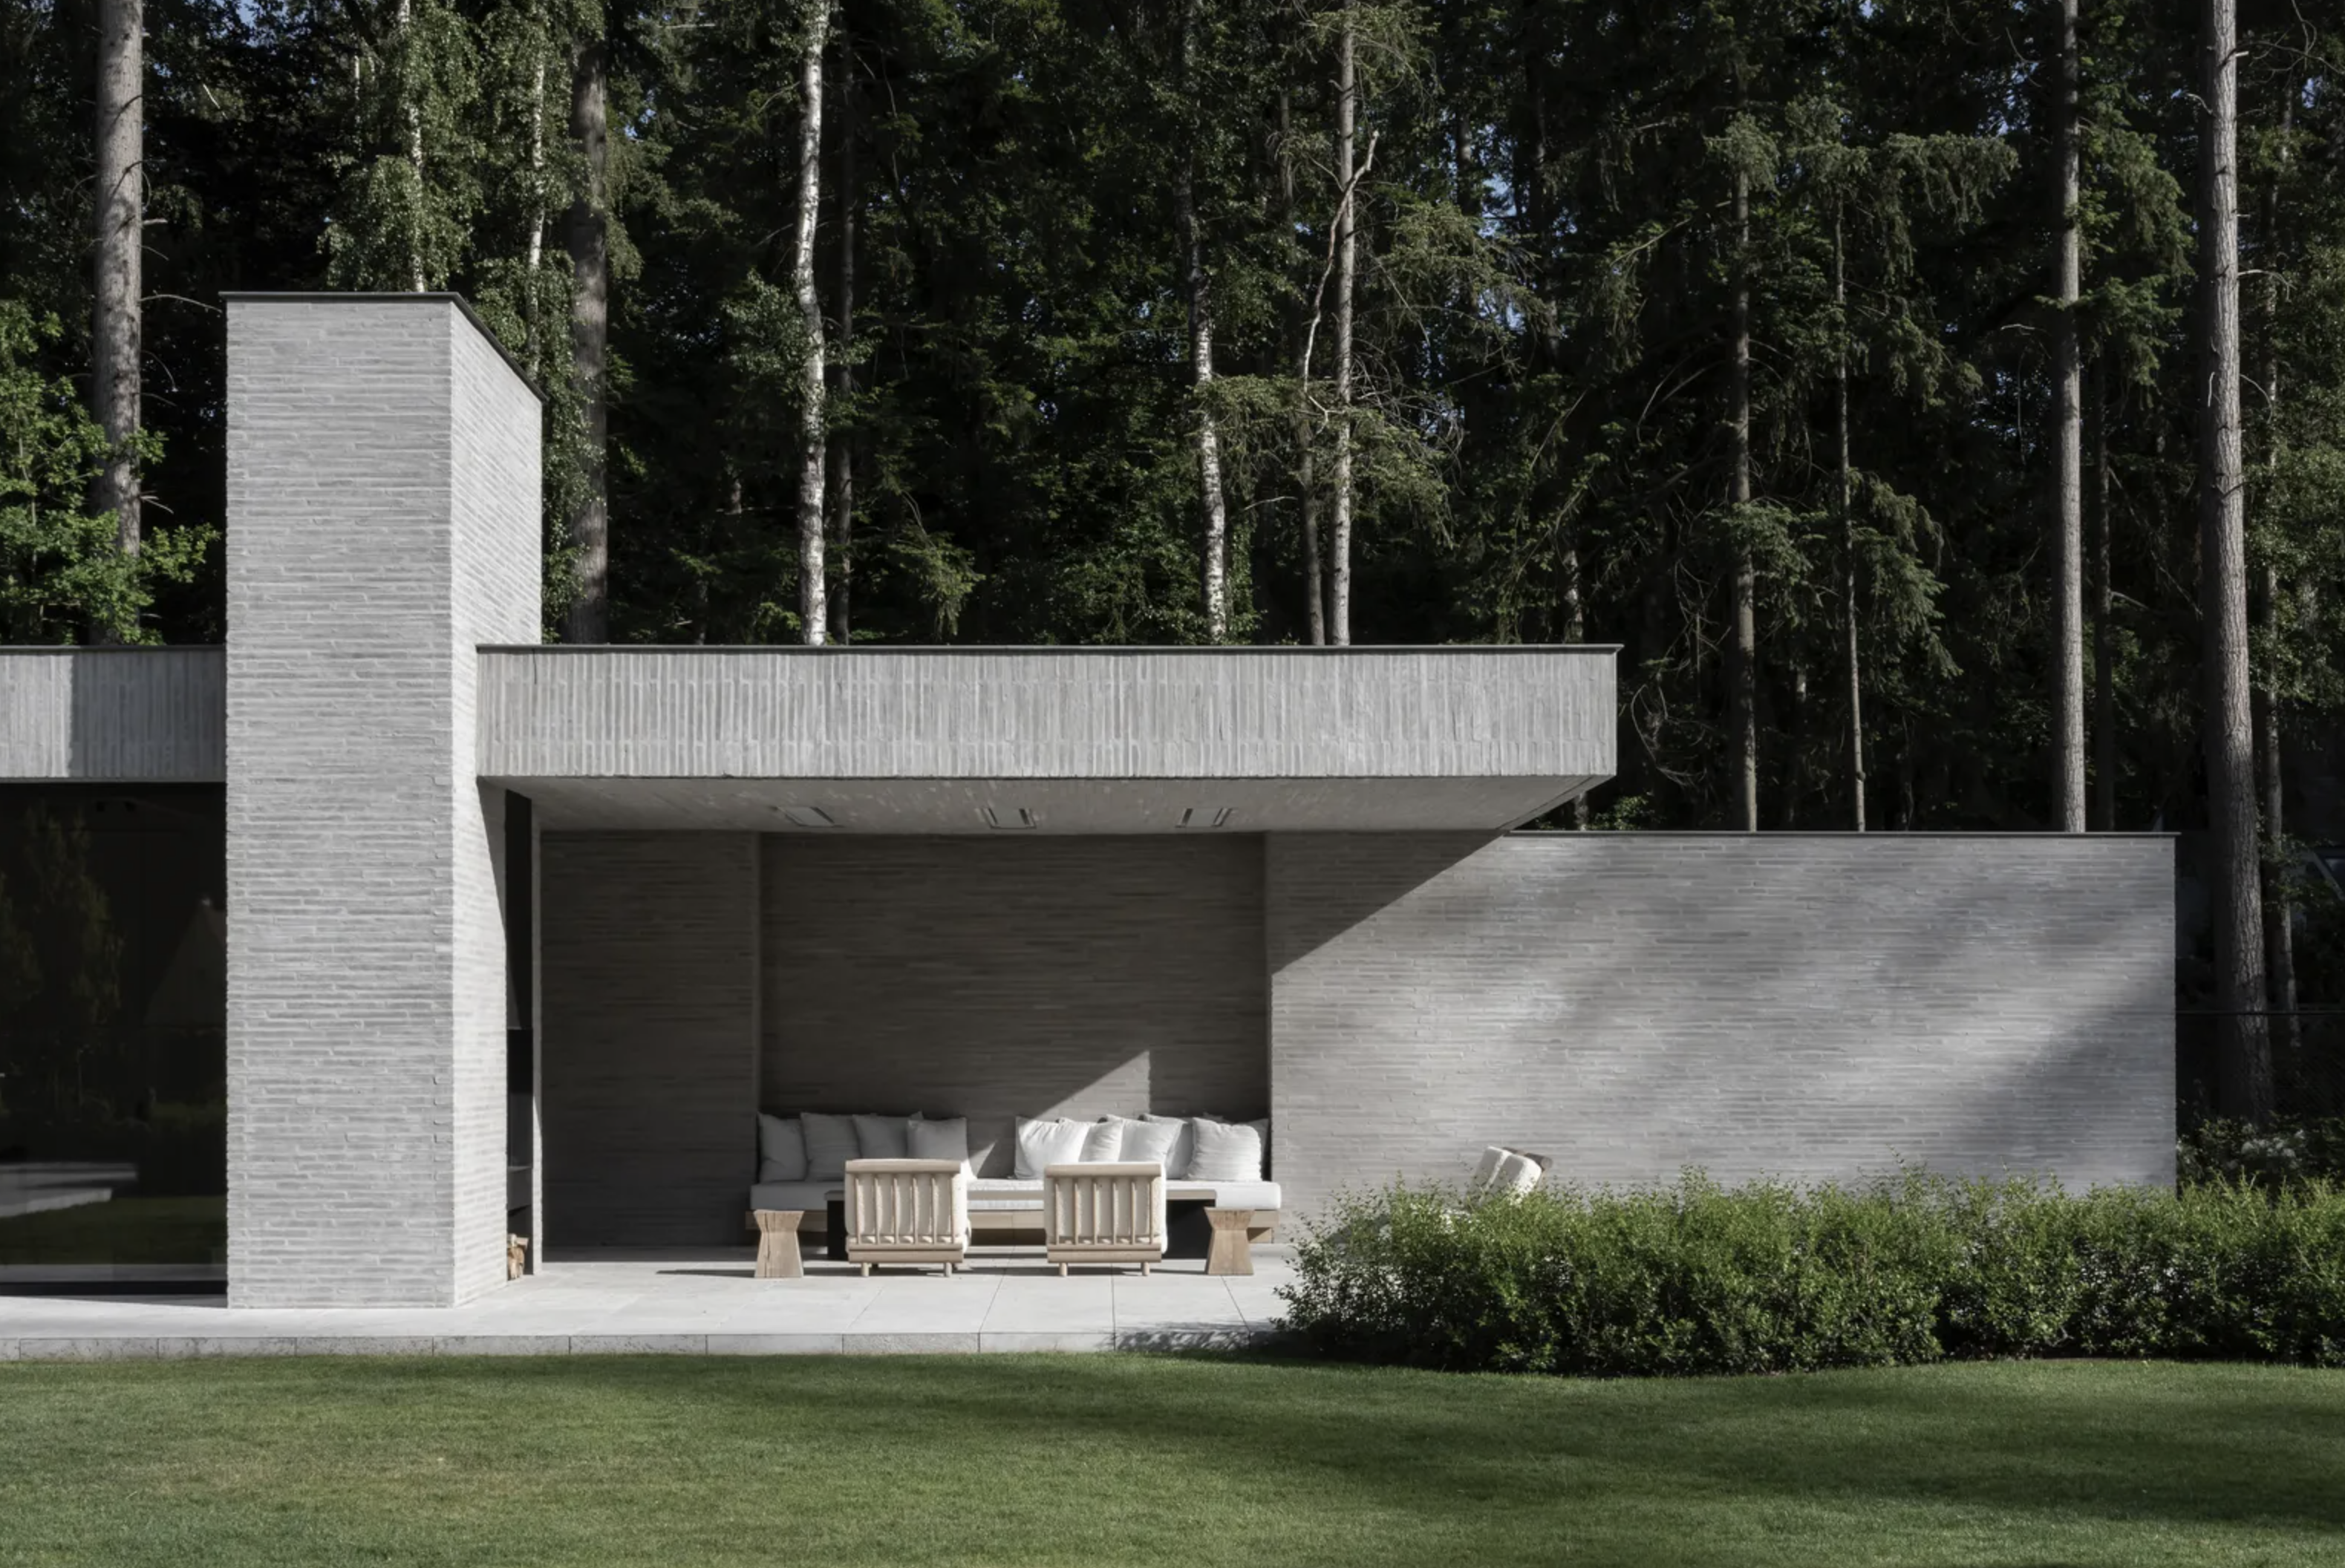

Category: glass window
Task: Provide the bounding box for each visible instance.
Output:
[0,785,225,1288]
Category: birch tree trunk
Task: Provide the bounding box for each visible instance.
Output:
[1281,89,1325,646]
[93,0,143,564]
[2194,0,2271,1122]
[2091,363,2116,829]
[1729,131,1757,832]
[524,9,548,379]
[1836,208,1865,831]
[1328,12,1357,648]
[1179,1,1229,640]
[399,0,425,292]
[826,19,855,646]
[792,0,830,645]
[563,38,610,643]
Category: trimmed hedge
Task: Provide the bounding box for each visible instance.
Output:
[1279,1174,2345,1375]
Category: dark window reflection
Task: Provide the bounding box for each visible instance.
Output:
[0,785,225,1285]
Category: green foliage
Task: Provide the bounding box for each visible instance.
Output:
[1282,1172,2345,1376]
[0,303,207,644]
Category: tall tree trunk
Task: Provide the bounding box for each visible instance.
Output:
[524,7,548,379]
[826,18,855,646]
[2052,0,2086,831]
[1836,207,1865,831]
[399,0,425,291]
[1328,12,1357,647]
[2194,0,2271,1122]
[1728,114,1757,832]
[1179,1,1229,641]
[1282,88,1325,647]
[2091,363,2116,829]
[792,1,830,645]
[92,0,142,568]
[562,39,610,644]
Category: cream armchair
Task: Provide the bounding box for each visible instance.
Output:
[842,1159,971,1275]
[1043,1162,1167,1275]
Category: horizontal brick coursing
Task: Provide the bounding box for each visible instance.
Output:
[224,298,539,1308]
[540,833,759,1247]
[761,836,1268,1177]
[1268,833,2176,1222]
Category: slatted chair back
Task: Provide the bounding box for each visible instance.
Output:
[1042,1162,1167,1275]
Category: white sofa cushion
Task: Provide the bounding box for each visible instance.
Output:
[756,1113,807,1183]
[852,1114,913,1160]
[800,1113,861,1180]
[907,1115,970,1165]
[1118,1117,1181,1171]
[1080,1117,1126,1161]
[1014,1117,1090,1178]
[965,1176,1281,1213]
[1141,1113,1197,1178]
[1187,1117,1263,1182]
[1178,1180,1281,1212]
[968,1177,1048,1212]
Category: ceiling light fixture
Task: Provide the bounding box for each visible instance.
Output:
[983,806,1037,830]
[1178,806,1236,829]
[779,805,836,829]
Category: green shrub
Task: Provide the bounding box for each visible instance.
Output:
[2179,1116,2345,1189]
[1279,1172,2345,1376]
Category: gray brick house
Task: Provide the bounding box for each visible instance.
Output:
[0,295,2173,1310]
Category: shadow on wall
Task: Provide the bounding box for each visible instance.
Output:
[760,835,1270,1176]
[1266,832,2178,1208]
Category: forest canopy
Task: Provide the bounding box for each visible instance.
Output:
[1,0,2341,858]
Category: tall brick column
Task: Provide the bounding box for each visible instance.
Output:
[224,295,541,1307]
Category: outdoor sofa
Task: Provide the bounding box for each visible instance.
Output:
[749,1111,1280,1247]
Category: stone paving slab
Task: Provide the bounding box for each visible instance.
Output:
[0,1250,1294,1360]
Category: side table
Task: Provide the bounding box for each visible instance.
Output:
[750,1209,804,1279]
[1204,1208,1255,1276]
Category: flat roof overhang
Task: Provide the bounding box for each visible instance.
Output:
[480,646,1617,834]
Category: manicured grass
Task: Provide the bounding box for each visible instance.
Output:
[0,1356,2338,1566]
[0,1195,225,1264]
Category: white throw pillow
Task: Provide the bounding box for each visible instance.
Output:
[1080,1117,1127,1162]
[1246,1117,1271,1177]
[1141,1113,1198,1179]
[1118,1117,1181,1173]
[908,1115,970,1165]
[851,1114,912,1160]
[1186,1117,1263,1183]
[800,1112,861,1180]
[756,1113,807,1183]
[1014,1117,1090,1178]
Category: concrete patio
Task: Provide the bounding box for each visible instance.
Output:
[0,1248,1295,1359]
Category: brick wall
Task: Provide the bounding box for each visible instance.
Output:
[1266,832,2176,1221]
[761,835,1268,1176]
[224,297,540,1307]
[540,832,760,1247]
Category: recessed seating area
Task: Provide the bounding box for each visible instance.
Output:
[748,1111,1278,1278]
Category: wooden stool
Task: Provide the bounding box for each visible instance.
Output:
[751,1209,805,1279]
[1204,1209,1254,1276]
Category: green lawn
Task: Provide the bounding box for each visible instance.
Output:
[0,1356,2337,1567]
[0,1195,226,1264]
